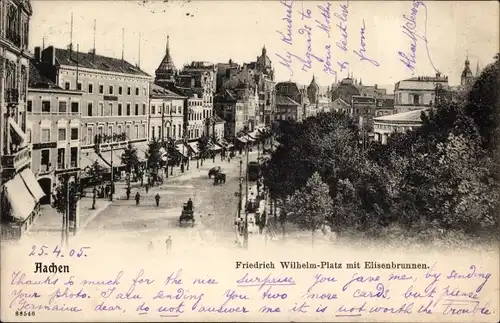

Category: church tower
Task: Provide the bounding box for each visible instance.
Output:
[307,75,319,105]
[155,36,177,85]
[460,54,474,86]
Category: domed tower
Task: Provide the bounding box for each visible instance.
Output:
[256,45,272,75]
[460,54,474,86]
[307,75,319,105]
[155,36,177,84]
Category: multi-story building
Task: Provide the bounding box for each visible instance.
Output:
[27,61,83,204]
[214,90,246,140]
[351,95,376,132]
[1,0,46,238]
[149,82,185,142]
[306,76,319,118]
[373,109,429,144]
[34,45,152,173]
[375,95,395,117]
[275,81,309,122]
[394,73,449,114]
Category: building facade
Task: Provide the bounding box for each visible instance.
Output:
[149,82,185,142]
[214,90,246,140]
[393,74,449,114]
[27,61,83,204]
[34,46,152,172]
[1,0,46,238]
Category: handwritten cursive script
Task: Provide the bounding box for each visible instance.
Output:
[353,19,380,67]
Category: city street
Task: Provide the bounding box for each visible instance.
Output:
[80,151,261,250]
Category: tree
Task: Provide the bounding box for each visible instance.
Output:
[465,53,500,152]
[197,135,211,166]
[146,138,163,184]
[282,172,333,247]
[52,176,81,227]
[165,137,179,175]
[121,142,140,190]
[85,161,106,209]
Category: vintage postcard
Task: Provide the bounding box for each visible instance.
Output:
[1,0,499,321]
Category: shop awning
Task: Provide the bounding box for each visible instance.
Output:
[19,169,45,201]
[80,152,103,170]
[135,142,149,162]
[187,142,199,155]
[244,135,255,142]
[176,144,188,158]
[209,143,222,151]
[4,174,36,221]
[9,117,26,146]
[237,137,248,143]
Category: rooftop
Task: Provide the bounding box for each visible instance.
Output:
[50,47,150,77]
[276,95,300,106]
[374,108,429,123]
[149,82,184,97]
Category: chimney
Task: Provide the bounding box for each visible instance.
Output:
[34,46,41,62]
[41,46,56,66]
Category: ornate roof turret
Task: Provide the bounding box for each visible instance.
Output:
[155,36,177,81]
[461,53,474,86]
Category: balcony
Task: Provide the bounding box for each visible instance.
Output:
[1,146,31,171]
[5,30,21,48]
[5,89,19,104]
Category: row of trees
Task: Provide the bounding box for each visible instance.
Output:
[262,54,500,241]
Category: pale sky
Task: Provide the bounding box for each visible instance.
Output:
[30,0,498,92]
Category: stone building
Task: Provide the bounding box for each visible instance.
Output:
[373,109,429,144]
[33,45,152,175]
[27,61,83,204]
[393,73,449,114]
[1,0,45,238]
[149,82,185,142]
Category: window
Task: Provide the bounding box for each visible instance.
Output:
[143,88,146,96]
[27,100,32,112]
[88,83,93,93]
[178,126,181,137]
[118,103,122,116]
[117,125,123,136]
[151,105,156,114]
[172,125,176,138]
[109,85,114,95]
[41,129,50,142]
[57,148,65,169]
[178,106,181,114]
[119,86,123,95]
[135,104,139,115]
[42,101,50,113]
[71,102,79,113]
[141,124,146,138]
[152,127,155,139]
[26,129,31,143]
[40,149,50,169]
[142,104,146,115]
[70,147,78,168]
[98,102,104,116]
[157,126,161,138]
[107,125,113,137]
[58,128,66,141]
[65,82,70,90]
[109,103,113,116]
[126,104,131,116]
[87,127,94,145]
[87,102,93,116]
[99,84,104,94]
[77,82,82,91]
[135,87,139,96]
[58,101,67,113]
[413,94,420,105]
[71,128,79,140]
[127,86,131,95]
[135,125,139,139]
[126,125,131,139]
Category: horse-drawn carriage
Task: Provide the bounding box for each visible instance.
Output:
[208,166,221,179]
[179,203,195,227]
[213,172,226,185]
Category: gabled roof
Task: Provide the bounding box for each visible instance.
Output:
[52,47,150,77]
[276,95,300,106]
[149,82,184,98]
[29,61,60,89]
[213,114,226,123]
[332,98,350,106]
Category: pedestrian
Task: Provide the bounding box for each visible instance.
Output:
[145,183,149,194]
[135,192,141,206]
[155,193,160,207]
[126,187,131,200]
[165,236,172,254]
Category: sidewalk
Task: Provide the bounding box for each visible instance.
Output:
[29,197,112,235]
